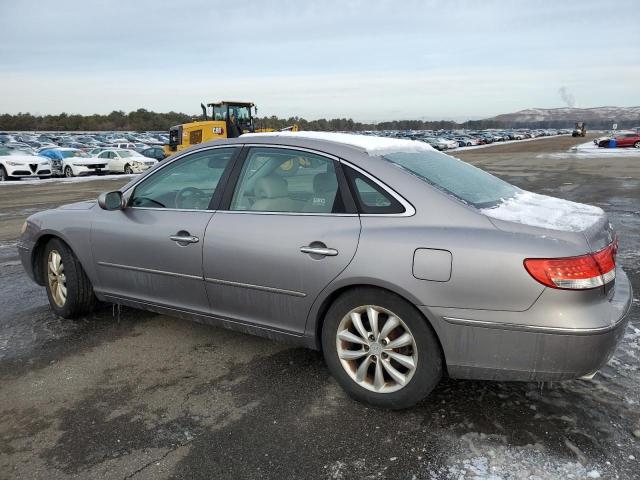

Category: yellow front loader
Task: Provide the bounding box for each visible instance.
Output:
[163,101,299,157]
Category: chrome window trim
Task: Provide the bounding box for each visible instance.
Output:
[122,144,240,195]
[340,159,416,218]
[216,210,358,217]
[234,143,415,217]
[122,142,415,217]
[124,206,218,213]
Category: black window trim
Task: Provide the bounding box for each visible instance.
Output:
[341,162,415,217]
[343,165,405,215]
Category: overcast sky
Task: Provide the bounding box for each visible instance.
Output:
[1,0,638,121]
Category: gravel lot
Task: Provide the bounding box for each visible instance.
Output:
[0,134,638,479]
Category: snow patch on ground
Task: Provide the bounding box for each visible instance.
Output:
[481,191,604,232]
[429,432,603,480]
[570,141,640,157]
[242,131,436,155]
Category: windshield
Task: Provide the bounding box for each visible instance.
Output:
[383,150,519,208]
[61,150,89,158]
[213,104,252,128]
[117,150,136,157]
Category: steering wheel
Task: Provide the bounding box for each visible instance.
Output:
[175,187,208,210]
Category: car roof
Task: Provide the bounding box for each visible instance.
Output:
[236,131,436,157]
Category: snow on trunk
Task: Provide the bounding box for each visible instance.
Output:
[481,190,604,232]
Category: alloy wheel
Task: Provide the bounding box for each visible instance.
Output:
[65,166,74,177]
[47,250,67,307]
[336,305,418,393]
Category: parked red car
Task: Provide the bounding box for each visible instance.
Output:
[608,131,640,148]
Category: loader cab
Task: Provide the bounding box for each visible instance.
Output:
[209,101,255,135]
[168,125,183,149]
[163,101,257,156]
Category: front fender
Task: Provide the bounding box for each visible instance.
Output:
[19,207,98,287]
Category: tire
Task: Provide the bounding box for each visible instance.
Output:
[124,164,133,174]
[634,141,640,149]
[64,166,74,178]
[0,166,8,182]
[322,287,442,409]
[43,238,96,318]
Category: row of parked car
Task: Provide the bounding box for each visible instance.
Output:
[0,127,571,181]
[357,128,571,150]
[0,132,169,181]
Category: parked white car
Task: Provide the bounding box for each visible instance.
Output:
[95,149,157,174]
[0,148,52,181]
[436,137,459,149]
[110,142,139,150]
[39,148,109,177]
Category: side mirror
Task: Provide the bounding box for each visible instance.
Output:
[97,191,124,211]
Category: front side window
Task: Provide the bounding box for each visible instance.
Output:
[383,150,519,208]
[230,147,343,213]
[130,148,235,210]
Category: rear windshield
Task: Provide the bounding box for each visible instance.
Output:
[383,150,519,208]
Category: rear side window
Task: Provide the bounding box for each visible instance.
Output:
[344,167,404,214]
[383,150,519,208]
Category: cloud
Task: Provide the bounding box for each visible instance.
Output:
[0,0,639,118]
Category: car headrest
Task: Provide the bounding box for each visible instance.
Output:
[254,176,288,199]
[313,173,338,194]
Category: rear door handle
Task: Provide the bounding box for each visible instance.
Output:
[300,246,338,257]
[169,234,199,244]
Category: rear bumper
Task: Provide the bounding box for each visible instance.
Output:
[424,267,633,381]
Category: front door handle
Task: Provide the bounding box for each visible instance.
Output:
[169,233,199,244]
[300,246,338,257]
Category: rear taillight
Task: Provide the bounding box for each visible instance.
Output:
[524,240,618,290]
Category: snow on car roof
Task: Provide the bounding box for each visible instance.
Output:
[242,131,435,155]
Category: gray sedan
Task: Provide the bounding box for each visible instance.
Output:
[18,132,632,409]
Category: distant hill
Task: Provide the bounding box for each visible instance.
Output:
[487,106,640,126]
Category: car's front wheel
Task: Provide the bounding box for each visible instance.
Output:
[124,164,133,174]
[634,141,640,149]
[43,238,97,318]
[0,166,8,181]
[322,288,442,409]
[64,166,75,177]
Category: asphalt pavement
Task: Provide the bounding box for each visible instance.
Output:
[0,135,638,479]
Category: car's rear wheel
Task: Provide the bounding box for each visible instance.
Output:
[43,238,97,318]
[64,166,74,177]
[322,288,442,409]
[634,141,640,149]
